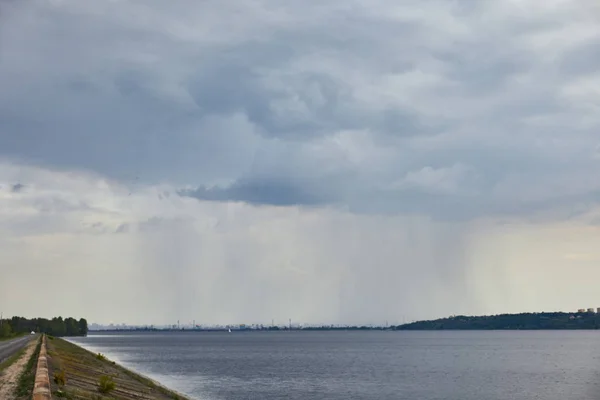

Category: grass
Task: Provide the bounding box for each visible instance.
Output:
[97,374,116,394]
[14,335,42,398]
[0,333,27,342]
[116,366,184,399]
[46,338,188,400]
[54,369,67,386]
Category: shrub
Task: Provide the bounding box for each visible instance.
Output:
[97,375,116,394]
[53,370,67,387]
[95,353,107,361]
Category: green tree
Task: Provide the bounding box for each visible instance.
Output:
[1,321,12,337]
[0,315,87,337]
[78,318,88,336]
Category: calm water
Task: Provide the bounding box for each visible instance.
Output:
[68,331,600,400]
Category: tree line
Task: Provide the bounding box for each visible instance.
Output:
[0,316,88,338]
[394,312,600,330]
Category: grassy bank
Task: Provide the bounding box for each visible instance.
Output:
[0,333,27,342]
[46,337,188,400]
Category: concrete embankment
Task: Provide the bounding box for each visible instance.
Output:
[32,335,50,400]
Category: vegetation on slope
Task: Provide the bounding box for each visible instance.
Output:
[394,312,600,330]
[47,338,188,400]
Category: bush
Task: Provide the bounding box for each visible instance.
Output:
[54,370,66,387]
[95,353,107,361]
[97,375,116,394]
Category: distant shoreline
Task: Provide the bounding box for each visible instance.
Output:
[395,311,600,330]
[89,326,394,333]
[89,312,600,332]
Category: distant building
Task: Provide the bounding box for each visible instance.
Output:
[578,309,586,313]
[588,308,595,313]
[596,308,600,314]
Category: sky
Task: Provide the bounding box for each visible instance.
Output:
[1,0,600,326]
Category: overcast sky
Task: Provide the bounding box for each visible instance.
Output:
[1,0,600,326]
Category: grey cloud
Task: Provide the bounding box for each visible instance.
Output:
[1,0,599,220]
[87,222,108,235]
[558,38,600,77]
[181,179,328,207]
[185,54,434,140]
[115,223,130,234]
[11,183,25,192]
[137,216,196,233]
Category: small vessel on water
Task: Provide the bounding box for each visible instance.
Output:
[228,328,231,333]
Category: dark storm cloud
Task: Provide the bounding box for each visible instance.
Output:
[181,178,327,207]
[1,0,599,220]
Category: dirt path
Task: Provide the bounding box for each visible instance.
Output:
[0,339,37,400]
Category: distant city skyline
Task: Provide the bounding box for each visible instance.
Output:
[88,307,600,330]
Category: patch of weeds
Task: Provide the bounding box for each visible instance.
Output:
[53,370,67,387]
[14,336,42,397]
[97,374,116,394]
[95,352,107,361]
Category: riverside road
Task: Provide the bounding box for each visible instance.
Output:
[0,336,33,364]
